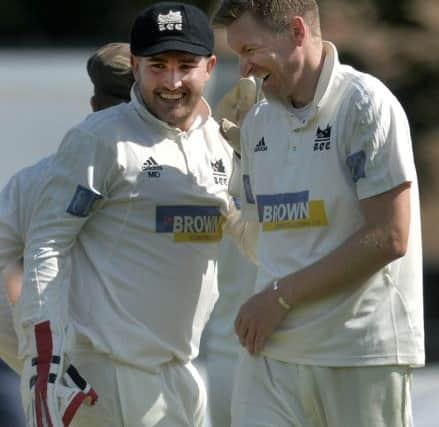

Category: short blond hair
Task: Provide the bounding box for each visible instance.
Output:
[213,0,321,37]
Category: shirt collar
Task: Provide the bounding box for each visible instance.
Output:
[314,41,338,109]
[286,41,339,129]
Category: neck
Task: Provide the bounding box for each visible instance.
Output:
[290,42,325,108]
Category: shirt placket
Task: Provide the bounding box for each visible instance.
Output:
[176,132,204,188]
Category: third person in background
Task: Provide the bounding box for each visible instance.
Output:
[214,1,424,426]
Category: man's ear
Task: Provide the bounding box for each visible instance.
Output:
[206,54,217,75]
[288,16,306,46]
[131,54,140,80]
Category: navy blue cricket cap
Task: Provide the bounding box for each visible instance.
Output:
[130,2,214,57]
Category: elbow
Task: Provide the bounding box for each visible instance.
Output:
[385,230,408,261]
[388,242,407,261]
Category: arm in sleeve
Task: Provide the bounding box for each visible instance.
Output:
[224,119,260,263]
[0,174,24,272]
[277,82,416,307]
[223,199,259,264]
[342,80,417,199]
[236,118,259,223]
[15,127,116,357]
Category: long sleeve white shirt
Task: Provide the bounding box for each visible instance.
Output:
[15,85,234,371]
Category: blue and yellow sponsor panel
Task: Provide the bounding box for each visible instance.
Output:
[156,206,224,242]
[256,191,328,231]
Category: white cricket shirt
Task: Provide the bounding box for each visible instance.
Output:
[0,157,53,370]
[16,85,234,371]
[240,42,424,367]
[0,157,53,270]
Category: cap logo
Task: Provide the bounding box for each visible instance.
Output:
[158,10,183,32]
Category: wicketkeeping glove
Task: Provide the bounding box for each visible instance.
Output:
[214,76,262,154]
[22,320,98,427]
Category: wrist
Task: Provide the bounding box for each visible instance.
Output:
[272,279,292,311]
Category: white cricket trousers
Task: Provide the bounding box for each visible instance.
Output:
[198,349,237,427]
[70,350,207,427]
[231,352,413,427]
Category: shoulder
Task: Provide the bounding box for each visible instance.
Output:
[77,102,135,142]
[56,103,134,158]
[342,67,402,117]
[1,156,53,200]
[250,98,276,119]
[330,67,408,142]
[240,98,283,145]
[243,98,283,127]
[17,156,53,182]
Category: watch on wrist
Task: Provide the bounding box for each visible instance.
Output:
[272,280,291,311]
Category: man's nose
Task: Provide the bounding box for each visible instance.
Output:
[162,69,183,89]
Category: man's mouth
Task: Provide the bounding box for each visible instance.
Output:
[159,92,185,101]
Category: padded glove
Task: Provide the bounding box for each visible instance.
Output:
[214,76,262,154]
[22,320,97,427]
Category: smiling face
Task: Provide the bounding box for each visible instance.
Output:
[132,51,216,131]
[227,12,305,104]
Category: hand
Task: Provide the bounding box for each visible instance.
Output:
[219,118,241,154]
[214,77,262,153]
[214,76,259,124]
[235,286,289,354]
[22,321,98,427]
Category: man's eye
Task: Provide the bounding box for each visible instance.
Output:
[180,64,196,70]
